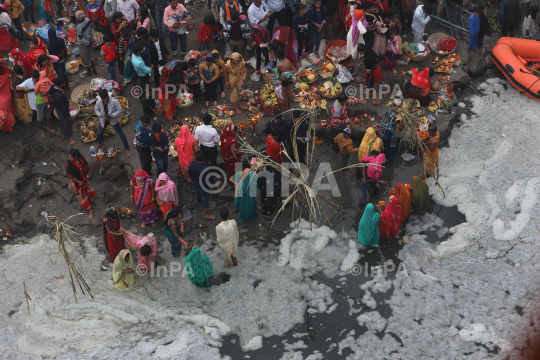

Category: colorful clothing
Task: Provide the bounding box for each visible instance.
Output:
[164,212,188,257]
[272,26,298,68]
[184,247,213,288]
[29,38,48,64]
[233,168,257,222]
[379,196,402,240]
[132,170,158,224]
[358,127,378,161]
[175,125,196,182]
[12,73,32,124]
[424,132,440,177]
[396,183,411,221]
[157,79,178,121]
[331,98,361,129]
[220,123,240,178]
[358,203,380,246]
[113,250,136,288]
[266,135,283,162]
[155,173,179,219]
[9,49,34,76]
[411,175,429,215]
[124,230,158,273]
[66,155,97,210]
[102,217,125,262]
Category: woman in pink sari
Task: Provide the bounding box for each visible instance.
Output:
[272,26,298,68]
[130,170,158,229]
[174,125,198,182]
[124,231,165,274]
[379,196,402,240]
[155,173,179,220]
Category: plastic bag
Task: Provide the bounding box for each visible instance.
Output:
[250,72,261,82]
[336,64,353,84]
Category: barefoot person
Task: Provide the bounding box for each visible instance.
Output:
[164,206,192,257]
[50,76,77,145]
[230,159,258,223]
[95,89,133,157]
[113,250,136,288]
[215,207,239,267]
[130,169,158,229]
[123,230,165,273]
[225,52,247,115]
[276,49,297,111]
[102,209,126,262]
[188,151,217,220]
[66,149,97,219]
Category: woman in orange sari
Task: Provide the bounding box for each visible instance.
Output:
[130,169,158,229]
[379,195,402,240]
[155,172,179,219]
[220,123,242,179]
[33,53,57,82]
[174,124,197,182]
[396,183,411,221]
[66,149,97,219]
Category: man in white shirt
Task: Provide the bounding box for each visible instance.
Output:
[194,113,220,165]
[412,4,432,43]
[117,0,139,21]
[215,208,239,267]
[17,69,53,138]
[264,0,285,33]
[248,0,272,28]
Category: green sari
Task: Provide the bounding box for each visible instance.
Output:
[233,169,258,223]
[113,250,136,288]
[411,176,430,215]
[184,247,214,288]
[358,204,380,246]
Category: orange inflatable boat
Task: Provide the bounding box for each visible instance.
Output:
[491,37,540,101]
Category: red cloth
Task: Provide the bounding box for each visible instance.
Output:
[86,3,109,27]
[266,135,283,162]
[198,23,217,43]
[277,26,298,68]
[379,196,402,240]
[101,42,117,62]
[0,27,18,52]
[8,49,32,75]
[411,68,431,89]
[366,65,383,84]
[220,123,241,177]
[0,66,13,114]
[102,217,125,262]
[29,38,47,63]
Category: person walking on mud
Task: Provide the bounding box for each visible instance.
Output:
[66,149,97,219]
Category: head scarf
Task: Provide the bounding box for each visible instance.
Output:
[358,203,380,246]
[358,127,377,161]
[155,173,179,205]
[47,28,66,56]
[226,52,245,81]
[9,49,33,76]
[174,125,196,168]
[411,68,431,89]
[184,247,214,288]
[113,249,136,288]
[29,39,47,63]
[379,196,402,240]
[396,183,411,220]
[220,123,238,155]
[75,10,86,22]
[411,175,430,215]
[252,25,270,45]
[354,9,364,20]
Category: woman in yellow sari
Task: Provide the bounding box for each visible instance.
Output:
[225,52,247,115]
[358,127,384,161]
[113,250,136,289]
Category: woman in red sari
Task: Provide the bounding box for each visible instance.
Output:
[130,169,158,229]
[174,124,197,182]
[9,49,33,76]
[220,123,242,179]
[273,26,298,68]
[157,76,182,123]
[102,209,125,262]
[66,149,97,219]
[29,38,48,63]
[266,127,283,162]
[379,195,402,240]
[33,53,57,82]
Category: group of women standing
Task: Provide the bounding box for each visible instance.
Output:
[358,176,430,246]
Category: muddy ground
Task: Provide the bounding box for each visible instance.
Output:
[0,0,499,252]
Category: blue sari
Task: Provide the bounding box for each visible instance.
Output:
[358,204,380,246]
[233,169,258,223]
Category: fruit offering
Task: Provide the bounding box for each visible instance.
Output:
[319,81,342,98]
[296,68,318,83]
[259,84,278,106]
[319,62,335,77]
